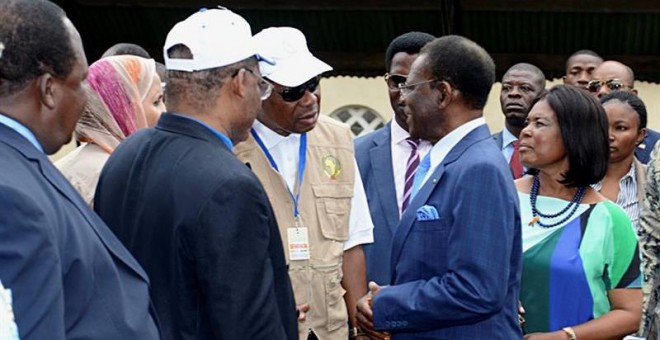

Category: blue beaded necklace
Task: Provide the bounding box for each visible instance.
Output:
[529,175,586,228]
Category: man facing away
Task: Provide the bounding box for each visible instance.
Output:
[589,60,660,164]
[234,27,374,339]
[94,8,297,339]
[493,63,546,179]
[0,0,158,338]
[356,35,522,339]
[355,31,435,285]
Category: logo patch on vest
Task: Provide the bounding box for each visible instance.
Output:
[322,155,342,180]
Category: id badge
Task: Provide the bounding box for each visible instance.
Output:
[287,226,310,260]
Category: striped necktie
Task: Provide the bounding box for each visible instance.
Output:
[401,138,420,213]
[510,140,524,179]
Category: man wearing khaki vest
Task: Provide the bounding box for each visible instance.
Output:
[235,27,374,340]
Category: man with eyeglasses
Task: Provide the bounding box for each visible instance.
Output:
[354,32,434,287]
[494,63,546,179]
[589,60,660,164]
[235,27,375,340]
[355,35,522,339]
[93,8,297,339]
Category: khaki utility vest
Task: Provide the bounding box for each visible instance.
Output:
[235,116,355,339]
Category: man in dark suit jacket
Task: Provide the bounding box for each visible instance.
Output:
[356,35,522,339]
[355,32,434,285]
[94,8,297,339]
[0,1,159,339]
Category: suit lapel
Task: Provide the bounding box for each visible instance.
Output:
[369,124,399,234]
[389,125,492,279]
[0,124,150,281]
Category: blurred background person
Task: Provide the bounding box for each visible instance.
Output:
[101,42,150,59]
[593,91,647,228]
[57,55,165,205]
[517,85,641,339]
[640,142,660,339]
[562,49,603,89]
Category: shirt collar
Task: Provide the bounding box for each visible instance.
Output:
[428,117,486,170]
[502,127,518,149]
[171,113,233,151]
[390,118,411,144]
[252,119,301,150]
[0,113,44,153]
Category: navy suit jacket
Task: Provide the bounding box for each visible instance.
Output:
[372,125,523,339]
[95,113,297,339]
[0,123,159,339]
[636,128,660,164]
[355,123,400,284]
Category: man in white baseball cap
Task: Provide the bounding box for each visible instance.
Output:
[235,26,374,340]
[94,7,297,340]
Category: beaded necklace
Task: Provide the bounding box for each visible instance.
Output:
[529,175,586,228]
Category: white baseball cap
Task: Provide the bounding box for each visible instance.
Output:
[254,27,332,87]
[163,7,273,72]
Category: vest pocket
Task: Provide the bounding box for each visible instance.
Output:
[312,184,352,241]
[325,270,348,332]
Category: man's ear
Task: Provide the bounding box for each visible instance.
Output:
[562,75,568,84]
[631,88,639,96]
[437,81,452,109]
[39,73,56,110]
[231,69,248,99]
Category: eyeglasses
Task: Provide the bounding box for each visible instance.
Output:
[384,73,407,90]
[587,78,630,93]
[269,76,321,102]
[397,78,438,96]
[237,68,273,100]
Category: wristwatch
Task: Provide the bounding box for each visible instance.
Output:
[562,326,577,340]
[349,327,365,339]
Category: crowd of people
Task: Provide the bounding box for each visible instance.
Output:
[2,0,660,339]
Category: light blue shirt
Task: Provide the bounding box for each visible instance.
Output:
[501,127,518,163]
[171,113,233,151]
[0,113,44,153]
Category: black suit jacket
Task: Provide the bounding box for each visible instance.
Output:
[95,113,297,339]
[637,128,660,164]
[0,123,159,339]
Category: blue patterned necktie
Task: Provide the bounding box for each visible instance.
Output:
[410,153,431,200]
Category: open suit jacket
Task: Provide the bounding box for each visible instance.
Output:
[355,122,400,284]
[94,113,297,340]
[372,125,523,339]
[0,123,159,340]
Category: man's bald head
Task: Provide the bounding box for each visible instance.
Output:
[589,60,636,98]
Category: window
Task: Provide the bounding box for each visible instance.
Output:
[329,105,385,137]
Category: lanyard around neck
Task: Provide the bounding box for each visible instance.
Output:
[250,128,307,218]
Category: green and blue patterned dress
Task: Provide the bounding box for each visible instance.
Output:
[519,192,641,334]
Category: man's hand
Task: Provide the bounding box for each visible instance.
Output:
[355,282,391,339]
[296,303,309,322]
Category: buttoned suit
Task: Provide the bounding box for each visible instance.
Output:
[372,125,523,339]
[0,123,159,340]
[354,123,399,284]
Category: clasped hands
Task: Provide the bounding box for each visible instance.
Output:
[355,281,391,340]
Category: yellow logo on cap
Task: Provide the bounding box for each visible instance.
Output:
[322,155,341,180]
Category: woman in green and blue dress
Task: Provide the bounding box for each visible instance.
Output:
[515,85,642,339]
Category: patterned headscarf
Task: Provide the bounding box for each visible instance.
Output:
[76,55,158,153]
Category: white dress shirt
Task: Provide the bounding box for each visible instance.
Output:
[390,119,432,216]
[419,117,486,186]
[252,120,374,250]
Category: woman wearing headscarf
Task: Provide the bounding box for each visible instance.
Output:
[516,85,641,339]
[57,55,165,205]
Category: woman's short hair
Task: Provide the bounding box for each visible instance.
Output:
[600,91,647,130]
[528,85,610,187]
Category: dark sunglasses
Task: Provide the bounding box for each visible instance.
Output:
[269,76,321,102]
[587,78,628,93]
[384,73,407,90]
